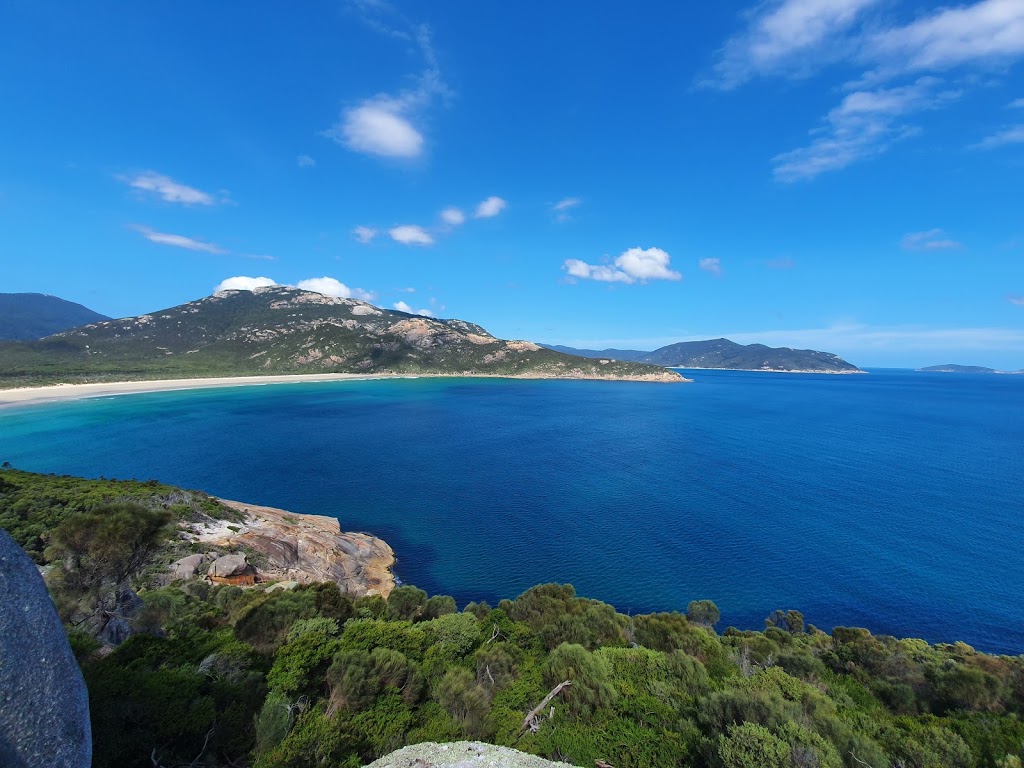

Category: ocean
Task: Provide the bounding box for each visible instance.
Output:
[1,369,1022,653]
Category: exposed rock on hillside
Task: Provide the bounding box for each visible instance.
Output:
[184,500,395,597]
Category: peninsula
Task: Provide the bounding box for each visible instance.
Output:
[0,286,684,388]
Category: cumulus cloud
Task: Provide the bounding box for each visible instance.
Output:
[564,247,682,285]
[296,276,376,302]
[393,300,435,317]
[353,226,378,244]
[297,154,316,168]
[122,171,216,205]
[133,225,225,254]
[215,276,277,292]
[901,228,963,251]
[699,257,723,276]
[772,78,959,182]
[389,225,434,246]
[440,207,466,226]
[474,196,507,218]
[971,124,1024,150]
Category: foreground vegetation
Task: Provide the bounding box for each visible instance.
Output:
[3,467,1024,768]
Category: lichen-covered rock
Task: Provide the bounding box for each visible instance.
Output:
[170,553,209,580]
[364,741,580,768]
[0,528,91,767]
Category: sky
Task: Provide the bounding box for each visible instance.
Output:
[1,1,1023,368]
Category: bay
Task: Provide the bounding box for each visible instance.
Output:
[1,369,1022,653]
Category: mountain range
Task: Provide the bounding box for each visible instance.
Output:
[0,287,683,387]
[0,292,110,341]
[543,338,862,373]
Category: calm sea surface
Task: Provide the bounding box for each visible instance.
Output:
[2,370,1022,653]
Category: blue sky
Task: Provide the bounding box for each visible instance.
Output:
[1,1,1023,368]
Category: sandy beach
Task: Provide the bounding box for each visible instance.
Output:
[0,373,389,409]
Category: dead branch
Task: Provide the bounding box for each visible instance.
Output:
[519,680,572,734]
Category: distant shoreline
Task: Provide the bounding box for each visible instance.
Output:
[672,366,866,374]
[0,370,687,409]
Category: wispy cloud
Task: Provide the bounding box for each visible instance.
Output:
[353,226,378,244]
[707,0,1024,180]
[241,253,277,262]
[1009,295,1024,306]
[296,276,376,301]
[772,77,959,182]
[297,154,316,168]
[704,0,882,90]
[324,4,448,160]
[474,196,507,219]
[901,228,963,251]
[971,124,1024,149]
[767,257,796,269]
[1011,98,1024,108]
[133,225,225,254]
[121,171,216,205]
[564,247,682,285]
[552,196,581,222]
[389,224,434,246]
[393,300,434,317]
[699,257,723,276]
[215,276,277,292]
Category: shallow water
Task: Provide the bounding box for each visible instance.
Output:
[2,369,1022,653]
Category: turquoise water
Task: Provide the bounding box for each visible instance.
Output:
[2,370,1022,653]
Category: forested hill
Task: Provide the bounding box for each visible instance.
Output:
[3,467,1024,768]
[0,286,682,387]
[544,338,862,373]
[0,292,110,340]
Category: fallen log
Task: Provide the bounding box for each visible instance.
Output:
[519,680,572,734]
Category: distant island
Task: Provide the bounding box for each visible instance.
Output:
[918,364,1023,374]
[544,337,862,373]
[0,292,110,341]
[0,286,684,388]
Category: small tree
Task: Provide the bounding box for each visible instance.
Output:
[687,599,721,628]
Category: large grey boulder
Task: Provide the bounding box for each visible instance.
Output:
[364,741,580,768]
[0,529,91,768]
[170,553,209,580]
[209,553,249,578]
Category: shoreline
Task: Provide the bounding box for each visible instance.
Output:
[0,370,687,409]
[673,366,866,374]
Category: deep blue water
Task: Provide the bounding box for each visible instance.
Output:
[2,370,1022,653]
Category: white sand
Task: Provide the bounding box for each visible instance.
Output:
[0,373,391,409]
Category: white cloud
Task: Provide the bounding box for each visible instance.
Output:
[215,276,277,292]
[474,196,507,218]
[971,124,1024,149]
[1009,295,1024,306]
[564,247,682,285]
[297,154,316,168]
[553,197,581,211]
[772,78,959,182]
[241,254,277,262]
[1011,98,1024,108]
[323,11,447,161]
[328,97,425,158]
[389,224,434,246]
[353,226,378,244]
[296,276,376,302]
[704,0,883,89]
[122,171,215,205]
[699,257,723,276]
[134,225,225,254]
[393,300,435,317]
[864,0,1024,77]
[901,228,963,251]
[767,257,796,269]
[440,207,466,226]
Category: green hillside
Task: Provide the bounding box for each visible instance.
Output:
[0,287,683,387]
[0,292,110,340]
